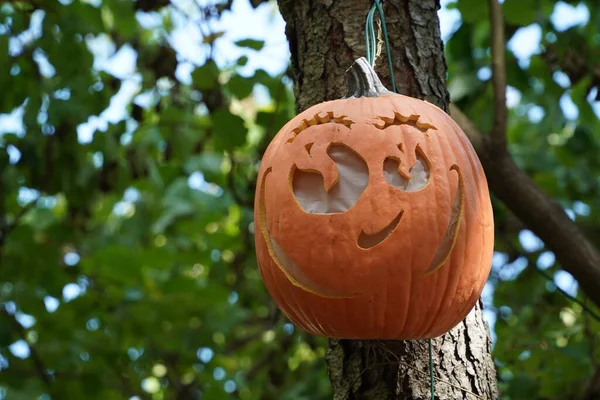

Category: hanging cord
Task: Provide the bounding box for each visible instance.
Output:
[429,339,435,399]
[365,5,377,66]
[364,2,433,398]
[364,0,397,92]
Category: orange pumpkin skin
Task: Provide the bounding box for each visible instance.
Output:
[254,58,494,340]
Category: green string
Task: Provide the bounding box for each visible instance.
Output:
[365,2,432,398]
[365,5,377,65]
[429,339,435,399]
[364,0,397,92]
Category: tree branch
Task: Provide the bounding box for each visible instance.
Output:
[494,209,600,250]
[488,0,507,150]
[450,104,600,309]
[224,310,281,355]
[448,105,485,152]
[584,366,600,400]
[541,39,600,100]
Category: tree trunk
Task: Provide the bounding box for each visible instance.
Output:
[277,0,499,399]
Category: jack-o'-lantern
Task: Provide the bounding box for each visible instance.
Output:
[254,58,494,340]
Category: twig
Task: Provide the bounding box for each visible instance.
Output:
[583,296,598,365]
[0,202,36,260]
[0,199,39,249]
[488,0,507,149]
[245,333,293,381]
[227,159,253,208]
[245,349,277,381]
[449,104,484,152]
[1,307,52,387]
[534,267,600,323]
[225,310,281,355]
[494,216,600,323]
[584,366,600,400]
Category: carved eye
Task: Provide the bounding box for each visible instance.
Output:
[383,149,430,192]
[292,144,368,214]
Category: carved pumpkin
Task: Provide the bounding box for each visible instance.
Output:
[254,58,494,340]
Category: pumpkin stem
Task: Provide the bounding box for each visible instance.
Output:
[345,57,395,98]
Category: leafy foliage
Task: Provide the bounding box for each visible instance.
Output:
[0,0,600,399]
[449,0,600,398]
[0,1,324,399]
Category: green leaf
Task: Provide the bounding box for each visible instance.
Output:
[227,74,255,99]
[4,388,44,400]
[234,39,265,51]
[84,246,144,284]
[447,73,481,101]
[184,152,224,179]
[503,0,537,26]
[192,60,220,90]
[237,55,249,66]
[456,0,488,23]
[256,109,291,137]
[103,0,137,39]
[212,109,247,151]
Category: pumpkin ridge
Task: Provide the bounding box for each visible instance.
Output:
[418,129,469,337]
[396,239,414,337]
[440,113,493,329]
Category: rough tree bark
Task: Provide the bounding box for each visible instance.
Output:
[277,0,499,399]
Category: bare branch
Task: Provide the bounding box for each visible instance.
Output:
[583,296,598,365]
[488,0,507,150]
[541,40,600,100]
[584,366,600,400]
[449,104,484,152]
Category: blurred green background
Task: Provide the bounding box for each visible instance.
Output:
[1,0,600,399]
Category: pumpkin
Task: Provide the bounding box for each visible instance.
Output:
[254,57,494,340]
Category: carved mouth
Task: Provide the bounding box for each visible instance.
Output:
[357,211,403,249]
[356,165,465,276]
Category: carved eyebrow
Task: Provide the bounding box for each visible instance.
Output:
[287,112,354,143]
[374,113,437,133]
